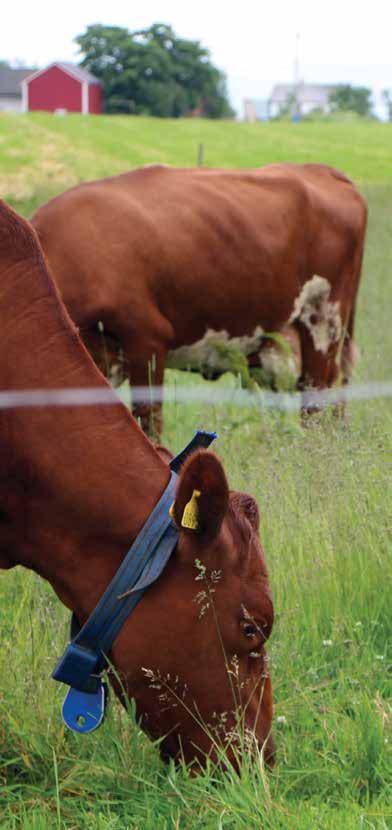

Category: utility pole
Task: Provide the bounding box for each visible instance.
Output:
[293,32,301,121]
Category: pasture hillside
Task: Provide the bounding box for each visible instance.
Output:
[0,112,392,212]
[0,114,391,828]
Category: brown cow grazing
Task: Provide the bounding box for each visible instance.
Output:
[32,162,367,435]
[0,200,274,769]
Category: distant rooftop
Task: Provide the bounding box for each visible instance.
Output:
[271,83,336,104]
[0,66,36,96]
[24,62,101,86]
[56,62,101,85]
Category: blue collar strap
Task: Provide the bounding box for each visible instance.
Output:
[51,430,216,734]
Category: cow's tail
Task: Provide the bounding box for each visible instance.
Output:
[341,203,367,385]
[341,303,360,385]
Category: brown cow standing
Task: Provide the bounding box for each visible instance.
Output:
[0,200,274,768]
[32,163,367,435]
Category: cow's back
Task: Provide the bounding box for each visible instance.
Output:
[32,163,366,348]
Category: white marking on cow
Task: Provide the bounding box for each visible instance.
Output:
[289,275,342,354]
[258,341,299,379]
[167,327,265,375]
[167,326,301,389]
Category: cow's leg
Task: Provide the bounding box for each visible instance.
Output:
[127,346,166,439]
[296,321,341,421]
[115,305,173,439]
[340,304,360,387]
[117,326,169,439]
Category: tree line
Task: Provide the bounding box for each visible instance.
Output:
[2,31,391,121]
[75,23,390,121]
[276,84,378,119]
[329,85,373,117]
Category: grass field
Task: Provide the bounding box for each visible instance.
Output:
[0,114,391,829]
[1,112,392,213]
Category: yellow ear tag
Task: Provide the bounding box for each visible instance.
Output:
[181,489,201,530]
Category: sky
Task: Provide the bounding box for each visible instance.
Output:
[2,0,392,117]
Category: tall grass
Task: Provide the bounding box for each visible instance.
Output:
[0,118,391,827]
[1,403,390,828]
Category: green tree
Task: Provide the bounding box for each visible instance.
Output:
[329,84,373,117]
[75,23,234,118]
[382,89,392,121]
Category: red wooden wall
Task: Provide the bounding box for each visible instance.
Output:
[28,66,81,112]
[27,66,102,114]
[88,83,102,115]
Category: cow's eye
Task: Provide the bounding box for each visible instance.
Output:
[240,619,259,638]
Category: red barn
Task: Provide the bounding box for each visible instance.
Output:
[22,62,102,115]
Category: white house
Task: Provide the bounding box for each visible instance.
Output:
[269,83,337,118]
[243,98,270,122]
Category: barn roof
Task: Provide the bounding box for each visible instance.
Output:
[24,62,101,86]
[0,66,36,96]
[57,62,101,85]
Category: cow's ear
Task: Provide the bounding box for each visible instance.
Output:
[234,493,260,531]
[171,451,229,540]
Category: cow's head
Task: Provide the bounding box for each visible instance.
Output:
[0,199,274,770]
[113,449,274,769]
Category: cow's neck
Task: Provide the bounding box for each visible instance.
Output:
[0,251,169,621]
